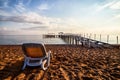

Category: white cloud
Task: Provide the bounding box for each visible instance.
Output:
[38,3,49,11]
[22,12,63,26]
[96,1,115,12]
[96,0,120,12]
[3,0,9,7]
[114,14,120,18]
[0,12,64,30]
[0,12,46,24]
[15,2,26,13]
[0,10,10,16]
[0,12,70,30]
[0,10,88,34]
[0,27,8,31]
[0,27,20,35]
[110,1,120,9]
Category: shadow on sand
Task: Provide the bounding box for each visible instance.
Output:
[0,60,47,80]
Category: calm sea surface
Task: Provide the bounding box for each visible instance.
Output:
[0,35,119,45]
[0,35,66,45]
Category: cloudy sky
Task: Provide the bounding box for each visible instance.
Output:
[0,0,120,35]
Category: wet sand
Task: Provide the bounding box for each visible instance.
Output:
[0,45,120,80]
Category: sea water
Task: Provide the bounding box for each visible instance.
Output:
[0,35,119,45]
[0,35,66,45]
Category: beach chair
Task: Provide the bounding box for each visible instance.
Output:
[22,43,51,70]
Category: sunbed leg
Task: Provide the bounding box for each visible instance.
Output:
[22,58,27,70]
[42,52,51,70]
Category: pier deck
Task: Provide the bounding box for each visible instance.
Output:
[43,34,112,48]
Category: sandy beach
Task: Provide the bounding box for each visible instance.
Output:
[0,45,120,80]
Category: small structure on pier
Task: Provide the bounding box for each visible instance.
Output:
[43,33,58,38]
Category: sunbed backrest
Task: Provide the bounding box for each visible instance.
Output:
[22,43,46,58]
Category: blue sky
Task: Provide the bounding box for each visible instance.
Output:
[0,0,120,35]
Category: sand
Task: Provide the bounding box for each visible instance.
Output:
[0,45,120,80]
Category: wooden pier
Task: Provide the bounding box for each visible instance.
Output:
[43,34,58,38]
[43,34,113,48]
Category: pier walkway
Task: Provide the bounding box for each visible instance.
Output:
[43,34,111,48]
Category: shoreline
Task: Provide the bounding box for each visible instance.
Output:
[0,44,120,49]
[0,43,120,45]
[0,45,120,80]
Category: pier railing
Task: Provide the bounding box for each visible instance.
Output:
[43,34,119,48]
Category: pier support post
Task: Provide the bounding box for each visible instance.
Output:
[100,34,101,41]
[107,35,109,43]
[70,36,72,44]
[72,36,74,45]
[117,36,118,44]
[75,37,79,45]
[69,36,71,44]
[94,34,96,40]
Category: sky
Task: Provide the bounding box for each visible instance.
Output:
[0,0,120,35]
